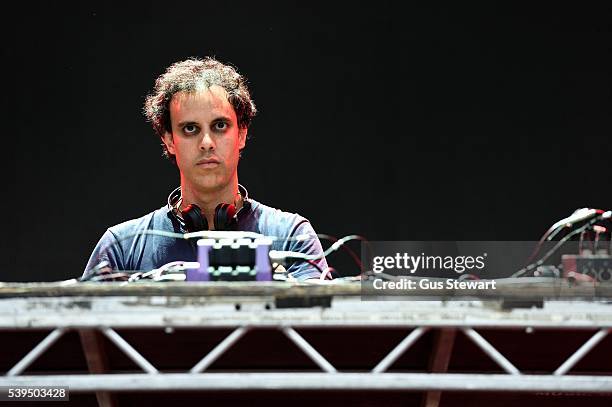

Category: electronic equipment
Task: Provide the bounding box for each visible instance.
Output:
[187,231,273,281]
[515,208,611,280]
[562,254,612,281]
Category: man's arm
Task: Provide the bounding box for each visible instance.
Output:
[82,230,124,280]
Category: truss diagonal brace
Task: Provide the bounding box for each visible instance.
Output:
[554,328,610,376]
[191,326,251,373]
[372,327,429,373]
[281,326,337,373]
[7,327,67,376]
[462,328,521,375]
[100,327,158,374]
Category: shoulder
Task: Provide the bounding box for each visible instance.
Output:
[107,206,173,239]
[84,206,176,275]
[245,199,327,280]
[245,199,311,239]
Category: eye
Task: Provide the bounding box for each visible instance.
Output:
[183,124,199,135]
[213,121,228,131]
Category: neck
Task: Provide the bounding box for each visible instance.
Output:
[179,176,241,230]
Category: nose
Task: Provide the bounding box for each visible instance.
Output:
[199,131,215,151]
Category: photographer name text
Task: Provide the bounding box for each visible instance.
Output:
[373,278,497,290]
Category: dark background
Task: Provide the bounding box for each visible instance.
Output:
[3,2,610,281]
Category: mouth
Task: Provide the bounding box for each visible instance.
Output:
[196,158,221,168]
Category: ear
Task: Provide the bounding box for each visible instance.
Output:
[162,131,176,155]
[238,127,248,150]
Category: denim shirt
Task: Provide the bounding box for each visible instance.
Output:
[83,197,327,281]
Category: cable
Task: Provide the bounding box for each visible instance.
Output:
[361,271,401,281]
[141,261,198,281]
[279,232,372,276]
[457,273,481,281]
[319,267,337,281]
[87,272,131,282]
[83,230,370,282]
[526,208,604,265]
[317,233,363,273]
[80,260,112,282]
[87,230,325,277]
[124,261,200,283]
[269,234,369,262]
[512,211,610,278]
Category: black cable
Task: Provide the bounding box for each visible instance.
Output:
[317,233,364,274]
[512,213,607,278]
[526,209,604,265]
[270,234,370,262]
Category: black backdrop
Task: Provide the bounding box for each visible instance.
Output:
[4,3,610,281]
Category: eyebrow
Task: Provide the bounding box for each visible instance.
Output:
[210,115,233,123]
[177,121,198,128]
[176,116,233,127]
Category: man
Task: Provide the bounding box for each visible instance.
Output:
[83,57,327,281]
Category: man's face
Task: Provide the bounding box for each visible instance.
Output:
[163,85,247,192]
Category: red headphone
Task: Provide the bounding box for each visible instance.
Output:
[168,185,251,232]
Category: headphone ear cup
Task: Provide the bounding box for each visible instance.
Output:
[181,204,209,232]
[214,203,237,231]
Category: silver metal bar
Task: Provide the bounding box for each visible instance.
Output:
[3,297,612,330]
[190,326,250,373]
[554,329,610,376]
[372,327,429,373]
[281,326,337,373]
[6,320,612,329]
[100,327,158,374]
[2,373,612,392]
[7,327,67,376]
[461,328,521,375]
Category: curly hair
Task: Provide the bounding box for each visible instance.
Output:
[143,57,257,164]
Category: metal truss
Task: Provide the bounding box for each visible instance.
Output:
[1,290,612,407]
[2,324,611,393]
